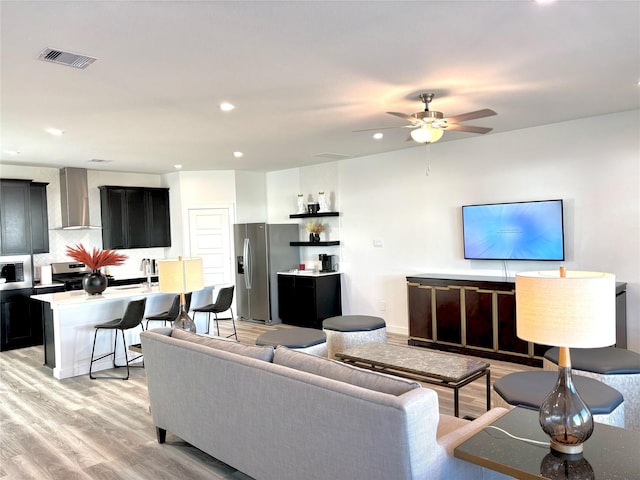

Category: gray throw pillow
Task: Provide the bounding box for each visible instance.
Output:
[171,329,274,362]
[273,346,420,396]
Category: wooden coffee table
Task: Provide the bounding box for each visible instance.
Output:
[335,343,490,417]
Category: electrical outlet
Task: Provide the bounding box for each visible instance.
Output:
[378,301,386,311]
[373,238,384,247]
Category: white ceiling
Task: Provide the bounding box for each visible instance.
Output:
[1,1,639,175]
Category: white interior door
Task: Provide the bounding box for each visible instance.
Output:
[188,208,232,287]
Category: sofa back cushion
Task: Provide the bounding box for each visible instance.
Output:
[170,328,274,362]
[273,346,420,396]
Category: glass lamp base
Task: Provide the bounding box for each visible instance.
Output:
[540,365,594,455]
[173,304,197,333]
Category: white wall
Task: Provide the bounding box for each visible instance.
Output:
[165,170,236,260]
[235,170,267,223]
[266,110,640,352]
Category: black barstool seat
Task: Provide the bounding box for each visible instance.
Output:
[89,298,147,380]
[145,293,192,330]
[193,286,236,339]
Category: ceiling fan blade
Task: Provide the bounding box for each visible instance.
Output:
[386,111,419,123]
[353,125,416,132]
[444,109,497,123]
[444,124,493,134]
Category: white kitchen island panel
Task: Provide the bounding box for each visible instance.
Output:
[31,285,214,379]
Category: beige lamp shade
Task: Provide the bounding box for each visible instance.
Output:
[515,270,615,348]
[157,257,204,294]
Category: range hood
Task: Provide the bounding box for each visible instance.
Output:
[59,167,100,229]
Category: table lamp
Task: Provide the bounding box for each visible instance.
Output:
[158,256,204,332]
[515,267,615,455]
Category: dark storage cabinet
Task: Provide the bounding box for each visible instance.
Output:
[99,186,171,249]
[278,273,342,329]
[0,180,31,254]
[1,289,43,351]
[0,179,49,255]
[407,274,628,366]
[30,182,50,254]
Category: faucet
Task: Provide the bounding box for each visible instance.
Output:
[140,258,152,289]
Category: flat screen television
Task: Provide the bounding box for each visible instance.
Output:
[462,199,565,261]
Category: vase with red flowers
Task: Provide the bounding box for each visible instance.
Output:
[65,244,128,295]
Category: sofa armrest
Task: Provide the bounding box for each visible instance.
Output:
[437,407,509,455]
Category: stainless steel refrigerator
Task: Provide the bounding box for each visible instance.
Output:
[234,223,299,325]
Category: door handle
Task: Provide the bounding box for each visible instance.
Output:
[243,238,252,289]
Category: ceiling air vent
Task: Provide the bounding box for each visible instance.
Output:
[313,152,354,160]
[37,47,97,69]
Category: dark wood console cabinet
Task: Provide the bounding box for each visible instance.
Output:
[278,273,342,329]
[407,274,627,367]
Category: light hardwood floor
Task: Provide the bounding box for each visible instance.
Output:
[0,321,537,480]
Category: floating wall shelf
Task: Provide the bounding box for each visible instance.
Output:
[289,212,340,219]
[290,241,340,247]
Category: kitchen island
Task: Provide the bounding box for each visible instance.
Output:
[31,284,214,379]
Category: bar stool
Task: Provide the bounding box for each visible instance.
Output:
[89,298,147,380]
[144,293,192,330]
[193,286,236,339]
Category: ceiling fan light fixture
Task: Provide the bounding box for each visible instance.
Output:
[410,125,444,144]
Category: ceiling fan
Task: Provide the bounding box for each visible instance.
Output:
[356,93,497,144]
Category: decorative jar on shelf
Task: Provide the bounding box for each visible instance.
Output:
[297,194,306,214]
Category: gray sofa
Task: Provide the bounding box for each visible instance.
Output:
[141,328,513,480]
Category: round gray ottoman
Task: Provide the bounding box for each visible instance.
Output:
[322,315,386,359]
[256,327,327,356]
[543,346,640,430]
[492,371,624,427]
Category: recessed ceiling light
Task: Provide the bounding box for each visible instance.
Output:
[220,102,235,112]
[373,132,384,140]
[233,151,244,158]
[46,128,64,136]
[174,164,182,169]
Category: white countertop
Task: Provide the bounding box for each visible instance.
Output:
[33,282,65,289]
[31,284,166,307]
[277,270,341,277]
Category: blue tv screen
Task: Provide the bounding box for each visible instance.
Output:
[462,199,565,261]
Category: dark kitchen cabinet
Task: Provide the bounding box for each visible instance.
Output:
[0,180,31,254]
[29,182,50,254]
[147,188,171,247]
[407,274,627,367]
[1,289,43,352]
[0,179,48,255]
[278,273,342,329]
[99,186,171,249]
